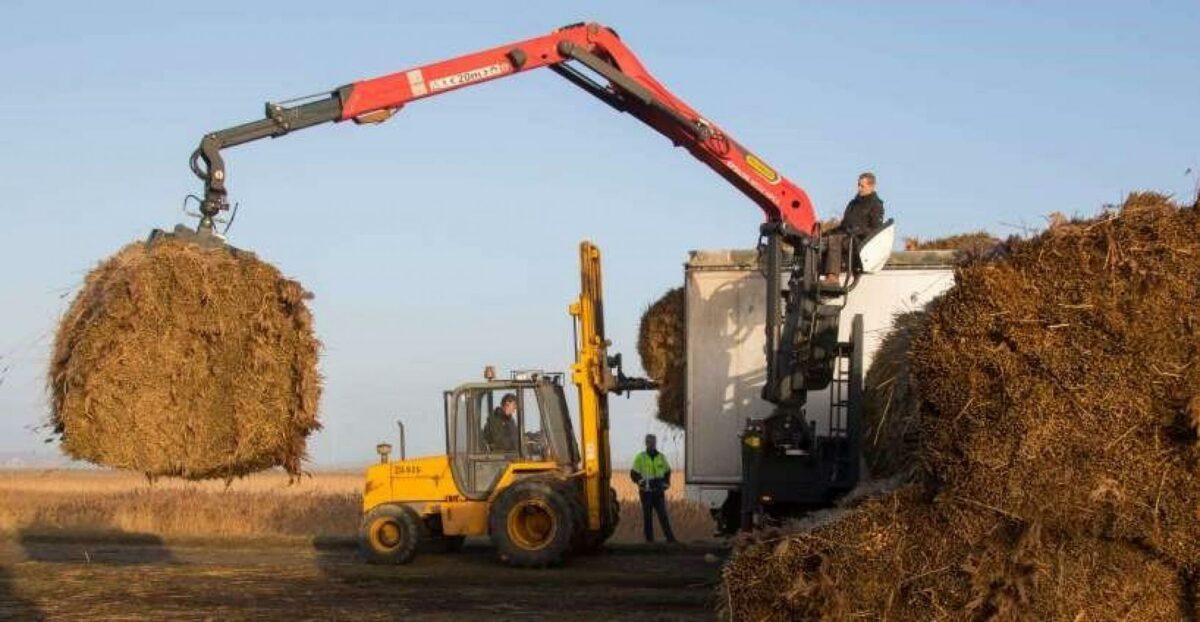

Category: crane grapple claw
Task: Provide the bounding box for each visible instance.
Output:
[147,224,230,250]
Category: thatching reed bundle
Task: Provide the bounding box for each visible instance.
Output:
[912,193,1200,566]
[49,233,322,481]
[725,193,1200,617]
[637,287,686,427]
[724,488,1186,621]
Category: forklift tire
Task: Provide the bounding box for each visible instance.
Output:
[561,485,619,559]
[561,483,590,554]
[583,487,624,557]
[606,488,621,538]
[489,479,575,567]
[359,504,423,565]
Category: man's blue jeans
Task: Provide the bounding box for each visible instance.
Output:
[639,490,677,542]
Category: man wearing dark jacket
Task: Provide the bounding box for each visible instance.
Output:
[824,172,885,282]
[482,393,519,452]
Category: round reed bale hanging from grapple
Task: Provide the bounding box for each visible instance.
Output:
[637,287,686,427]
[48,233,322,481]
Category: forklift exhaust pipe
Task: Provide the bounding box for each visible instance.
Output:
[396,420,407,461]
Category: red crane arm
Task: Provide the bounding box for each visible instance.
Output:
[192,22,816,235]
[185,22,840,464]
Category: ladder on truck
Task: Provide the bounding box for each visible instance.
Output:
[823,314,865,492]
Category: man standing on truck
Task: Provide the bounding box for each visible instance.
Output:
[823,172,885,283]
[631,434,677,544]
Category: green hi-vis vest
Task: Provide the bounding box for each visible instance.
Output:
[632,451,670,480]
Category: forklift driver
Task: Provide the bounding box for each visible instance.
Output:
[483,393,519,452]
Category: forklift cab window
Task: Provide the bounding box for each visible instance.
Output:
[447,390,472,490]
[520,390,549,461]
[449,384,561,500]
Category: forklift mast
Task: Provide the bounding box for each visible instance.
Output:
[569,241,612,534]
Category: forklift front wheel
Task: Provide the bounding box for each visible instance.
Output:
[575,487,620,554]
[490,480,575,567]
[359,504,422,565]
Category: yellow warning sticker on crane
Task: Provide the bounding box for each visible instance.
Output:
[745,152,781,185]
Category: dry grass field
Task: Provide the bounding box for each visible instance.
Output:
[0,468,722,619]
[0,468,713,544]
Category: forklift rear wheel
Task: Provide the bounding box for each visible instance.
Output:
[489,480,575,567]
[359,504,422,565]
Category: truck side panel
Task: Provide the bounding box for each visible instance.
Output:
[684,250,955,486]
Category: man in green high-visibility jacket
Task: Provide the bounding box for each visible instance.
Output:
[631,434,677,543]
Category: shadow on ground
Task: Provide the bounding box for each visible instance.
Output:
[18,528,175,565]
[0,564,43,621]
[310,535,723,619]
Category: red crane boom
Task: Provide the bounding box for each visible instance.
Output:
[190,21,816,235]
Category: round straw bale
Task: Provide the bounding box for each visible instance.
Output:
[637,287,686,427]
[49,233,322,480]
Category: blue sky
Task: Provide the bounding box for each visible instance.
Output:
[1,2,1196,468]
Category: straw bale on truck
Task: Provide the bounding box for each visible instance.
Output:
[724,193,1200,618]
[49,233,322,480]
[637,287,686,427]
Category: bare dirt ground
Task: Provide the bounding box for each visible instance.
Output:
[0,534,723,621]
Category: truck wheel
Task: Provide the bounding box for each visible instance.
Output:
[715,490,743,535]
[489,479,575,567]
[359,504,422,565]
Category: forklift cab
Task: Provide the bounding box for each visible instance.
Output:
[443,372,580,501]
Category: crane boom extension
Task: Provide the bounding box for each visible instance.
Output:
[190,21,815,237]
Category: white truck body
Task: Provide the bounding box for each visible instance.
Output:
[684,250,956,489]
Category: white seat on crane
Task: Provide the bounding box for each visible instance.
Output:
[857,219,895,274]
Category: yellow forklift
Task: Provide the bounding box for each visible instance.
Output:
[358,241,652,567]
